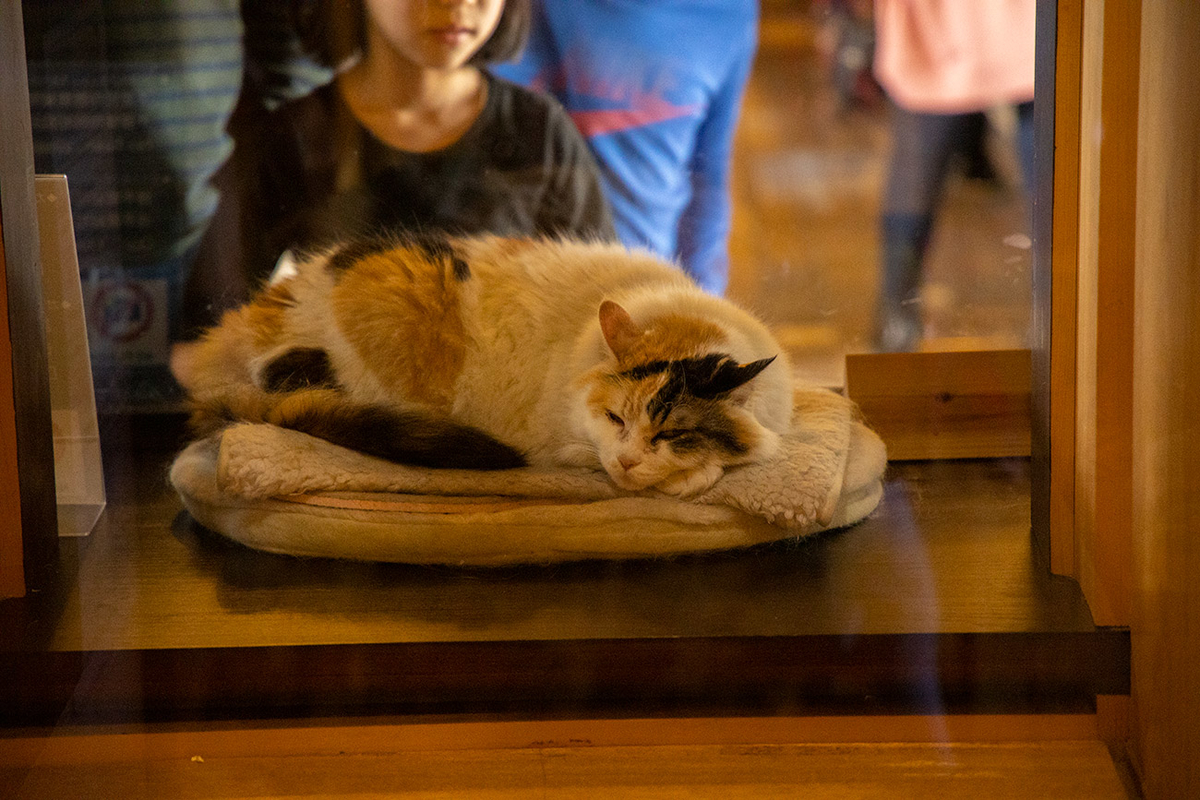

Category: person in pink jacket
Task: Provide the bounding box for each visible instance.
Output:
[871,0,1035,351]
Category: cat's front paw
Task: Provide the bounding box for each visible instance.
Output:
[654,463,724,498]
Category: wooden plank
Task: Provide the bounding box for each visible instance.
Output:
[1,448,1127,727]
[0,214,24,599]
[1049,0,1084,577]
[0,738,1129,799]
[1072,0,1103,596]
[1073,0,1138,628]
[31,455,1097,652]
[0,714,1105,767]
[0,0,56,597]
[2,630,1129,726]
[1096,694,1129,748]
[1130,3,1200,796]
[845,350,1031,460]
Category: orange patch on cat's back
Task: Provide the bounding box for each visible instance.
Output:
[621,314,727,366]
[329,247,466,409]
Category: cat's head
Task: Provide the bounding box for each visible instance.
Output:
[579,300,782,493]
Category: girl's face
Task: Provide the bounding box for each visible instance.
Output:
[364,0,506,71]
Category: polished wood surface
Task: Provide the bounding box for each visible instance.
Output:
[1072,0,1138,628]
[1047,0,1083,577]
[0,215,24,600]
[51,436,1090,652]
[0,714,1108,763]
[0,416,1128,724]
[1,735,1129,800]
[0,0,56,599]
[845,350,1031,460]
[1131,4,1200,796]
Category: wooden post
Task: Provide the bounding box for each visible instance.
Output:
[0,216,24,599]
[1130,2,1200,794]
[1044,0,1083,576]
[1071,0,1139,627]
[0,0,58,597]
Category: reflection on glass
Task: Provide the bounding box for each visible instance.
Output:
[8,5,1129,774]
[24,1,1035,408]
[728,1,1034,385]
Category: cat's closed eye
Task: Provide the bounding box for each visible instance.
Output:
[651,429,689,444]
[605,410,625,427]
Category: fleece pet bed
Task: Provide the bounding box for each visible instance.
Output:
[169,387,887,565]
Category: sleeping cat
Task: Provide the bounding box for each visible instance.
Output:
[178,234,793,498]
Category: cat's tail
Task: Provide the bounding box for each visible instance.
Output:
[189,388,526,470]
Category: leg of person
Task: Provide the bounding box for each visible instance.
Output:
[957,111,1001,185]
[1013,99,1036,197]
[875,105,974,351]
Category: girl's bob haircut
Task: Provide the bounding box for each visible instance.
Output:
[304,0,531,70]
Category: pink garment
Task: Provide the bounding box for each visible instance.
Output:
[873,0,1036,114]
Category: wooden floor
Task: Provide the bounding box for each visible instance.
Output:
[2,723,1132,799]
[2,743,1130,799]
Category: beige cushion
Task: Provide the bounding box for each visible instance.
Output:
[170,388,887,565]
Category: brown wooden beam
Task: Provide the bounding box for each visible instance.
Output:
[0,0,57,598]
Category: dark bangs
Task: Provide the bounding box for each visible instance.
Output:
[471,0,531,66]
[299,0,363,70]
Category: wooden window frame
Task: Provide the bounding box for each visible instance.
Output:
[0,0,56,599]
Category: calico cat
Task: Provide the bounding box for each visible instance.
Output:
[178,235,793,498]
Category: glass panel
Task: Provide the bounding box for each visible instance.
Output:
[7,0,1083,739]
[728,2,1033,385]
[21,0,1035,408]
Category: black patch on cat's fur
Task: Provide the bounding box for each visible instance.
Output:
[621,360,673,381]
[280,400,526,470]
[695,355,776,397]
[261,348,337,393]
[452,256,471,281]
[652,407,749,457]
[632,354,777,423]
[410,232,471,281]
[323,233,471,281]
[325,237,397,274]
[647,368,686,423]
[690,421,749,456]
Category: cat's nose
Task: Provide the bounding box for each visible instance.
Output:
[618,455,641,471]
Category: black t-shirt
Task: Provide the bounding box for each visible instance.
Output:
[180,73,616,337]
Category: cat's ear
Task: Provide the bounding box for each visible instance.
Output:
[732,356,777,387]
[701,355,777,401]
[598,300,643,360]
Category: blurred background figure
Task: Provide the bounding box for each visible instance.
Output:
[25,0,329,408]
[494,0,759,295]
[870,0,1035,352]
[176,0,614,349]
[813,0,882,114]
[25,0,1041,402]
